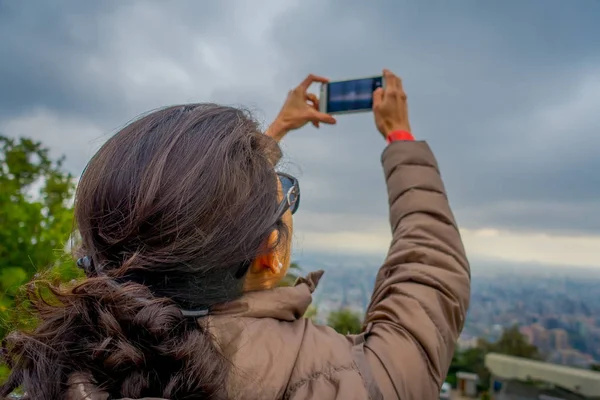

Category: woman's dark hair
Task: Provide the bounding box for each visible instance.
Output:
[0,104,286,399]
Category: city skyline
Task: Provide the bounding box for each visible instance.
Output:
[304,260,600,369]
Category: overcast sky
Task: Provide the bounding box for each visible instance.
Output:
[1,0,599,269]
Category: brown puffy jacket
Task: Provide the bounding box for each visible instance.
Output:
[66,141,471,400]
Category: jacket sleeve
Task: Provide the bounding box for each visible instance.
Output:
[362,141,471,399]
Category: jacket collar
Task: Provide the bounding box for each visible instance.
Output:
[209,270,324,320]
[65,271,324,400]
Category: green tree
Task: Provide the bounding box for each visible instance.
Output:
[446,345,489,389]
[489,325,540,360]
[0,136,80,338]
[304,305,318,320]
[327,308,362,334]
[448,326,540,393]
[279,261,302,287]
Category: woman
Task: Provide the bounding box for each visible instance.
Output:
[1,70,470,400]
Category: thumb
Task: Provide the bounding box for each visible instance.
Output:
[373,87,383,109]
[310,110,337,125]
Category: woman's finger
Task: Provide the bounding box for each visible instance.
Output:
[306,93,320,110]
[298,74,329,91]
[306,93,322,128]
[383,69,402,91]
[373,87,384,109]
[309,110,337,125]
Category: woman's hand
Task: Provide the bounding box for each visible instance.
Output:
[373,69,411,139]
[266,74,337,142]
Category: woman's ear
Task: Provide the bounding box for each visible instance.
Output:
[249,230,281,275]
[245,229,289,292]
[264,230,282,275]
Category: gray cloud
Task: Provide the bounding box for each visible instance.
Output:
[269,0,600,232]
[0,1,119,119]
[1,0,599,236]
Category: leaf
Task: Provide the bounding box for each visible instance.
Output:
[304,305,318,320]
[278,261,302,287]
[327,308,363,335]
[0,135,76,339]
[0,267,28,293]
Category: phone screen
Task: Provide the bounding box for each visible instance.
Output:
[326,76,383,114]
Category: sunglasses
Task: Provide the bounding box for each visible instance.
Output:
[276,172,300,218]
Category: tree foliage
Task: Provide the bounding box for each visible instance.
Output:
[0,135,80,338]
[487,325,540,360]
[279,262,301,287]
[304,305,318,321]
[448,325,540,392]
[327,308,362,335]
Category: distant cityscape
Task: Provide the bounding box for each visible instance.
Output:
[298,253,600,369]
[462,269,600,369]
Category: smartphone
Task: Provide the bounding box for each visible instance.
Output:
[319,75,385,115]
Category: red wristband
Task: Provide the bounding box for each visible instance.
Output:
[386,130,414,144]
